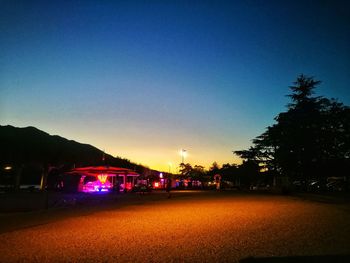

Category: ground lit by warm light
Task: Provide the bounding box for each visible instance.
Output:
[0,191,349,262]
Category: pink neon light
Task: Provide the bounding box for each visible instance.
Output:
[81,176,112,193]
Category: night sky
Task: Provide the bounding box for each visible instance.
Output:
[1,0,350,171]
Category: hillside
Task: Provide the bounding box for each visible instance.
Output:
[0,125,135,169]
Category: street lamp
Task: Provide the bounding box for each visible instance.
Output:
[181,149,187,164]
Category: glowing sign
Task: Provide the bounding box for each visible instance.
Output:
[98,174,108,184]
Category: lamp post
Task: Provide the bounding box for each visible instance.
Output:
[180,150,187,188]
[168,162,172,174]
[181,149,186,164]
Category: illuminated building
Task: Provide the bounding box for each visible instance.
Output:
[68,166,139,193]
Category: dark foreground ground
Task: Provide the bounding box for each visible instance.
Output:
[0,191,349,262]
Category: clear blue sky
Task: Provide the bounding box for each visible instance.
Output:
[1,0,350,171]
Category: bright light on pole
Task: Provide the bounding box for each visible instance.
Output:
[181,149,187,163]
[168,162,172,173]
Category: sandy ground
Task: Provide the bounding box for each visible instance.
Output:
[0,191,349,262]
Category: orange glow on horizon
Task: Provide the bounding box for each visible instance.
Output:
[23,123,244,174]
[98,145,244,173]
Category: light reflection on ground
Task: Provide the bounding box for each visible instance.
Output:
[0,191,349,262]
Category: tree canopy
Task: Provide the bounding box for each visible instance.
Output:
[235,74,350,180]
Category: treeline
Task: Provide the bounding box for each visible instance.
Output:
[178,161,261,188]
[179,75,349,191]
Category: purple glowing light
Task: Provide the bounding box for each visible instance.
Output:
[81,178,112,193]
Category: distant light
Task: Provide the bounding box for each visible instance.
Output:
[159,172,163,178]
[260,167,269,173]
[4,166,12,170]
[180,149,187,157]
[154,182,159,188]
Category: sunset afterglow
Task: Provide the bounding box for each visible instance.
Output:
[1,1,349,171]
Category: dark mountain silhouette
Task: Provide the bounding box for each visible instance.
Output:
[0,125,136,169]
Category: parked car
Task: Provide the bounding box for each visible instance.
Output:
[132,183,152,193]
[326,181,345,192]
[250,183,271,191]
[307,180,326,192]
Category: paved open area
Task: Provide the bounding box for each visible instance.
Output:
[0,191,350,262]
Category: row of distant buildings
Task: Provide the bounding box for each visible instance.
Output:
[1,164,204,193]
